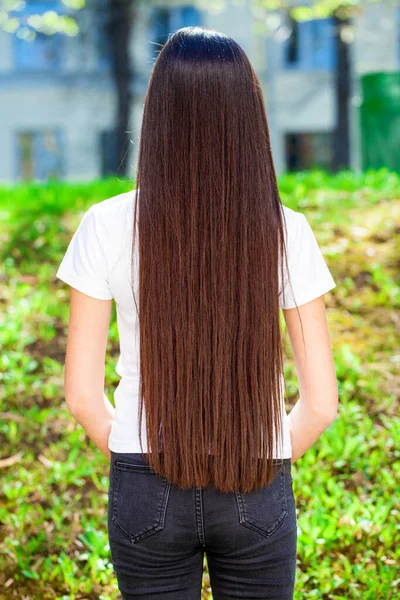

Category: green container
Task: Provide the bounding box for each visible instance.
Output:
[360,72,400,171]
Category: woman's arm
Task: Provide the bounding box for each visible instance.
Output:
[282,294,338,463]
[68,391,115,461]
[62,287,114,461]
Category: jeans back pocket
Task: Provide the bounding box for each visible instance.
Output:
[111,455,172,544]
[235,463,289,538]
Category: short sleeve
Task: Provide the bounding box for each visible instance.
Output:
[56,205,113,300]
[279,212,336,309]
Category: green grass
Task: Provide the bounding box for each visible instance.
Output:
[0,169,399,599]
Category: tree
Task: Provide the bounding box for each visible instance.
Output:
[103,0,134,175]
[332,8,351,170]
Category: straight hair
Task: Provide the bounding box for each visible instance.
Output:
[130,26,298,493]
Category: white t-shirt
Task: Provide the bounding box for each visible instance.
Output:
[56,190,336,458]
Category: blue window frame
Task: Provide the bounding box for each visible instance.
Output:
[16,129,65,181]
[12,1,64,71]
[283,17,336,71]
[149,4,203,60]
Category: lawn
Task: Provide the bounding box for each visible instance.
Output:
[0,170,399,599]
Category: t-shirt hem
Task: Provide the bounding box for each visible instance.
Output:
[108,438,146,453]
[281,278,336,309]
[56,268,113,300]
[108,438,292,459]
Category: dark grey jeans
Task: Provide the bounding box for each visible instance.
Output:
[108,451,297,599]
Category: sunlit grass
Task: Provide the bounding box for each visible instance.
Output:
[0,170,399,599]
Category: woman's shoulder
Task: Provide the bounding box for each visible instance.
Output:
[280,203,304,224]
[88,190,137,240]
[90,189,136,221]
[280,203,308,244]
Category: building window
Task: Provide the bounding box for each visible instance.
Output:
[13,1,64,71]
[16,129,64,181]
[285,132,333,171]
[283,17,336,71]
[14,31,63,70]
[149,4,202,60]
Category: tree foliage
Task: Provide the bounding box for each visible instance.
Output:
[2,0,399,39]
[253,0,397,21]
[0,0,84,37]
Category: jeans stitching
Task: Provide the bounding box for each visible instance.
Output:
[235,470,288,538]
[195,488,206,547]
[111,462,172,544]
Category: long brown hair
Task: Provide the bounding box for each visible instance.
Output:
[131,26,295,493]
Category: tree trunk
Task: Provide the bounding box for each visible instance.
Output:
[107,0,133,175]
[332,13,351,171]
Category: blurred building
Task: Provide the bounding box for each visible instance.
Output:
[0,0,399,182]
